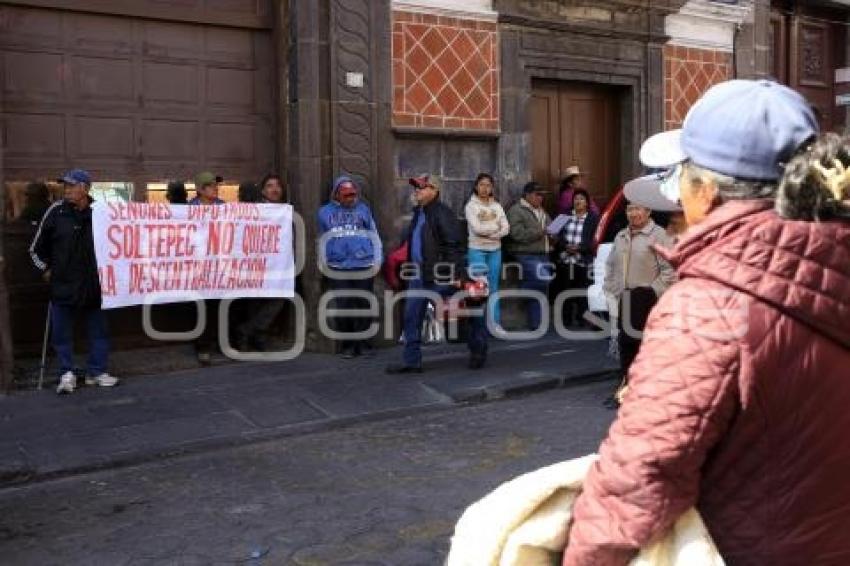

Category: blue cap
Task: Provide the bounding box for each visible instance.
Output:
[58,169,92,186]
[640,80,818,181]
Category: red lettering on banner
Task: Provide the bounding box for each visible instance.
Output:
[107,225,122,259]
[207,222,235,255]
[98,266,117,296]
[241,224,282,255]
[129,263,145,294]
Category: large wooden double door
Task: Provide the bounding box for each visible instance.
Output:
[531,80,622,211]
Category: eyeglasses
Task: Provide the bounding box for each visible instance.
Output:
[413,184,434,191]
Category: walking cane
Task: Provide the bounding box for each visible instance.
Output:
[37,302,51,390]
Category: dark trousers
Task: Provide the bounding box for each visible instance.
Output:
[196,299,220,353]
[327,271,375,352]
[555,262,590,326]
[402,280,487,368]
[618,287,658,378]
[238,299,286,338]
[50,304,109,377]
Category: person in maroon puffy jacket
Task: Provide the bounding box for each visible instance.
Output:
[563,80,850,566]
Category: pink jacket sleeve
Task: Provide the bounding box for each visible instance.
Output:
[563,279,744,566]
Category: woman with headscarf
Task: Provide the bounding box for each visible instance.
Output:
[563,80,850,565]
[464,173,509,326]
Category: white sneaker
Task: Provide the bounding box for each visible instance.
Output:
[56,371,77,394]
[85,373,119,387]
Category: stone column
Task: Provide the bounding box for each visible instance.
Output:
[285,0,393,352]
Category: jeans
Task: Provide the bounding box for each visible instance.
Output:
[50,304,109,377]
[327,271,375,352]
[515,254,553,330]
[467,248,502,325]
[402,279,487,368]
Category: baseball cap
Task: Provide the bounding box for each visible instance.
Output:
[58,169,91,186]
[640,80,818,182]
[194,171,222,188]
[623,172,682,212]
[409,175,440,191]
[523,181,547,195]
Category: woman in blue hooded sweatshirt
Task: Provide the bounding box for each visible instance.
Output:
[317,176,382,358]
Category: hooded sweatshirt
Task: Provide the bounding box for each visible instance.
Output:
[465,194,509,251]
[317,176,382,270]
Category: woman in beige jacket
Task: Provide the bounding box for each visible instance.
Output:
[465,173,510,325]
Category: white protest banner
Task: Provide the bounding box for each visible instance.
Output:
[92,202,295,309]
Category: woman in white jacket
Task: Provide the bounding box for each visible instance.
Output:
[465,173,510,325]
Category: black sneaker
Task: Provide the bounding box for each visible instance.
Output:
[385,363,423,374]
[358,342,375,358]
[341,347,356,359]
[468,354,486,370]
[197,350,212,366]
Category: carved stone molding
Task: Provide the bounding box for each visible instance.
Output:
[665,0,753,51]
[329,0,390,197]
[392,0,497,21]
[800,21,828,87]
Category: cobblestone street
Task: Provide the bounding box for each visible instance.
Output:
[0,381,615,565]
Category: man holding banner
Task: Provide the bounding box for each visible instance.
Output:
[29,169,118,394]
[189,171,225,364]
[236,173,288,351]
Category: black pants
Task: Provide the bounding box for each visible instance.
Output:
[327,272,374,352]
[555,262,590,326]
[196,299,221,353]
[618,287,657,379]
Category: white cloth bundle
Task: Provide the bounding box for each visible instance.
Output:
[447,455,724,566]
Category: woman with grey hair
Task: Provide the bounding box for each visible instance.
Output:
[562,80,850,565]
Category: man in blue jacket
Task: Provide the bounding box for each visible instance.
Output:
[318,176,382,358]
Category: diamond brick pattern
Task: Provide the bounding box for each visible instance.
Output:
[664,44,732,130]
[392,10,499,131]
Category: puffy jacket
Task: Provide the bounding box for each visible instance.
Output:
[317,176,382,270]
[29,198,102,308]
[405,199,464,283]
[563,200,850,566]
[506,199,551,255]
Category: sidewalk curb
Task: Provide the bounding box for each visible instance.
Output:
[0,402,458,492]
[0,366,619,491]
[445,367,619,403]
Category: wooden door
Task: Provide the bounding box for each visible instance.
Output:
[531,80,621,213]
[770,2,846,132]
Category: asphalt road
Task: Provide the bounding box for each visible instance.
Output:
[0,381,617,566]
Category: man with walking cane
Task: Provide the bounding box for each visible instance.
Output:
[29,169,118,394]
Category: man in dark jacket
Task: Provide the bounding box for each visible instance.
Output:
[29,169,118,394]
[188,171,224,363]
[386,175,487,373]
[236,173,288,352]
